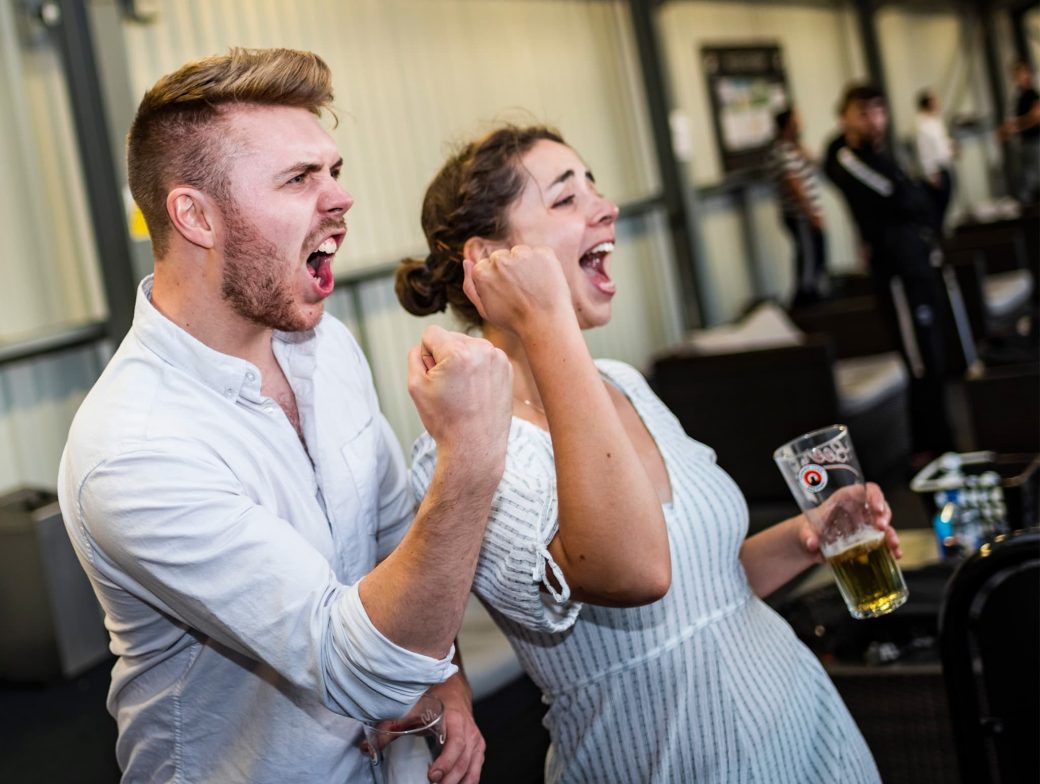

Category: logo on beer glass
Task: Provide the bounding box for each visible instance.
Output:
[799,463,829,493]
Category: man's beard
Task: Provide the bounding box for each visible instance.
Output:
[219,203,318,333]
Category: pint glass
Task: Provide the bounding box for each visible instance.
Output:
[774,424,908,619]
[362,694,445,784]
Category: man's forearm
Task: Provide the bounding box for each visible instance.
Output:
[358,457,500,658]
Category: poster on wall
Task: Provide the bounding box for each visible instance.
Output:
[701,44,790,175]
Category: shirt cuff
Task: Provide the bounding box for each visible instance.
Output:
[324,582,458,723]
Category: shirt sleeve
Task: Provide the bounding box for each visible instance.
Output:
[73,445,455,723]
[410,428,582,634]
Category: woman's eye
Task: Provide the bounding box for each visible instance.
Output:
[552,195,575,208]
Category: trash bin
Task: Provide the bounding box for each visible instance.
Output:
[0,487,109,682]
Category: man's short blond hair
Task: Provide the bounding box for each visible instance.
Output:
[127,47,335,257]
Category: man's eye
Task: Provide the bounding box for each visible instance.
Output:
[552,195,575,208]
[331,167,342,180]
[289,173,306,185]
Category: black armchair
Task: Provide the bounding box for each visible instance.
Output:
[939,528,1040,784]
[649,303,912,533]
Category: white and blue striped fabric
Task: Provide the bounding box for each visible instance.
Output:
[410,360,880,784]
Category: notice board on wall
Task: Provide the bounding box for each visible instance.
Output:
[701,44,790,174]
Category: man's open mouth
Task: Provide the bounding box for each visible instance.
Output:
[306,238,337,291]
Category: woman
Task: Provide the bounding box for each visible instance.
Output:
[396,125,895,783]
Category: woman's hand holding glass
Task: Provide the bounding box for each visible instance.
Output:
[794,482,902,563]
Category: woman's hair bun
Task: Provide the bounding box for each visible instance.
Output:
[395,256,447,316]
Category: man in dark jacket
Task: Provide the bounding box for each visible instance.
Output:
[825,83,954,461]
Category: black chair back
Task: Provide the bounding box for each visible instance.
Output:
[939,528,1040,784]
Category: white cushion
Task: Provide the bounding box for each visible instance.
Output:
[834,352,909,416]
[984,269,1033,318]
[685,301,804,354]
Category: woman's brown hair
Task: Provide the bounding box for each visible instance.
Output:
[395,124,565,330]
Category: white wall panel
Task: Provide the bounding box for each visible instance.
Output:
[0,1,106,339]
[698,194,752,324]
[0,346,104,494]
[877,8,973,139]
[121,0,659,273]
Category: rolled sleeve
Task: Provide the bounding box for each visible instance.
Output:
[76,446,452,723]
[325,583,456,722]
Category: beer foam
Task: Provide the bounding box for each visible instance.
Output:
[820,527,884,558]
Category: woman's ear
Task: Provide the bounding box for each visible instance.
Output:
[463,236,507,264]
[166,187,216,250]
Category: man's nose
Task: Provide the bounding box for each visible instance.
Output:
[322,177,353,215]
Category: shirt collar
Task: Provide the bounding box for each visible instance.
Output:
[132,275,318,401]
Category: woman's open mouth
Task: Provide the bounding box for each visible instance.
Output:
[579,241,616,295]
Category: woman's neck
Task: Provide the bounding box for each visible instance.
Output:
[482,323,542,410]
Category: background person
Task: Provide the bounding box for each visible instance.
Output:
[915,87,956,231]
[824,83,956,464]
[998,58,1040,204]
[396,124,900,783]
[57,48,512,784]
[770,106,829,307]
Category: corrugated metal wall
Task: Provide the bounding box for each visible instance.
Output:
[118,0,682,450]
[0,0,106,338]
[0,0,108,494]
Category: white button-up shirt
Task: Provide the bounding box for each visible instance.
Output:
[58,277,455,783]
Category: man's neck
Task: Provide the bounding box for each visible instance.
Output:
[151,261,276,368]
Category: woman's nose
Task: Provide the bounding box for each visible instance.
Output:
[591,196,619,226]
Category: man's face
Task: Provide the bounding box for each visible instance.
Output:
[843,98,888,148]
[215,105,352,332]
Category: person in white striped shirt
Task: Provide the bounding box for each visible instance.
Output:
[396,124,901,783]
[769,107,829,307]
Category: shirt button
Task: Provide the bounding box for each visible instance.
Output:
[224,387,235,398]
[245,371,256,382]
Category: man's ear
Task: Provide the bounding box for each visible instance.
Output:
[462,236,507,264]
[166,188,216,250]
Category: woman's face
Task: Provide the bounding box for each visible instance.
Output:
[505,139,620,329]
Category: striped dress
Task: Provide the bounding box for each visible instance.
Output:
[410,360,880,784]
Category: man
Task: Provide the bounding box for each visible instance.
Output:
[57,48,512,784]
[824,82,955,461]
[998,58,1040,203]
[770,106,829,307]
[915,88,955,231]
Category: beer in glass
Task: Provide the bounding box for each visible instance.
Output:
[774,424,908,619]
